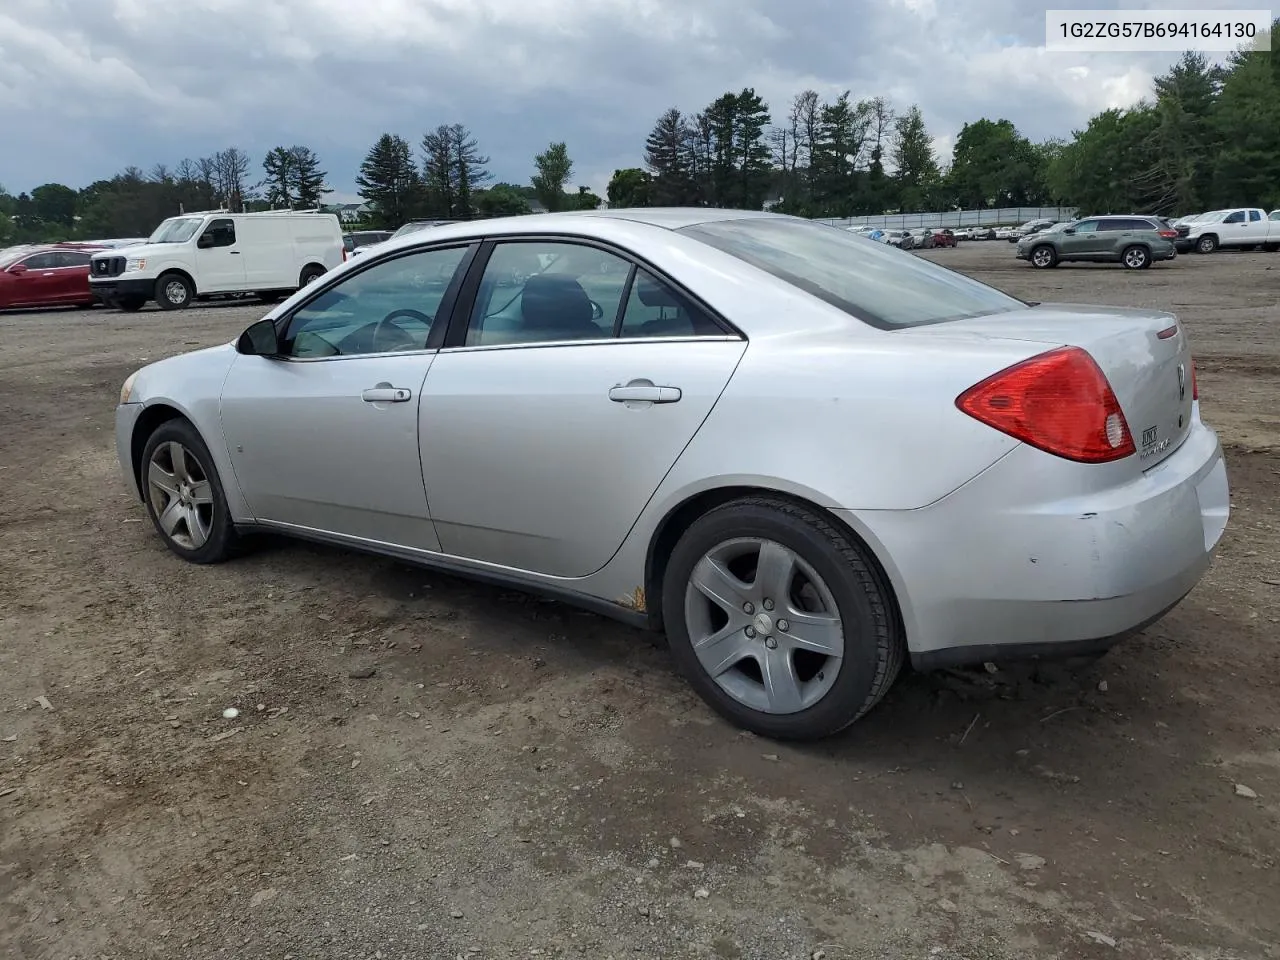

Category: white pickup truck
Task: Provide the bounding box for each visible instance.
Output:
[1185,207,1280,253]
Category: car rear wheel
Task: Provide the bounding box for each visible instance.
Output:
[1196,234,1218,254]
[1030,245,1057,268]
[140,419,240,564]
[1121,245,1151,269]
[661,496,903,740]
[156,273,193,310]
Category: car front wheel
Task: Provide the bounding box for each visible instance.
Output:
[661,496,903,740]
[140,419,240,563]
[1031,245,1057,268]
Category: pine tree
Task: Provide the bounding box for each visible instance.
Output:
[449,124,491,218]
[644,108,696,205]
[891,105,940,212]
[356,134,420,228]
[289,146,329,208]
[261,147,296,208]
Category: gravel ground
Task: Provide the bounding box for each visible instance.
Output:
[2,241,1278,960]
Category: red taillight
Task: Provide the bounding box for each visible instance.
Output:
[1158,229,1178,238]
[1191,358,1198,400]
[956,346,1136,463]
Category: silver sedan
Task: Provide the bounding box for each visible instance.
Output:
[115,209,1230,740]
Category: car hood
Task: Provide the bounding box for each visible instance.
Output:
[92,243,176,262]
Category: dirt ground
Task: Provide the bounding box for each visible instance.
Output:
[2,241,1277,960]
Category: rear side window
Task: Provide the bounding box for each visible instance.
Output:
[679,218,1025,329]
[1249,210,1262,222]
[55,251,92,267]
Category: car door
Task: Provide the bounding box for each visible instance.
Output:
[218,242,477,549]
[53,250,93,302]
[6,252,64,306]
[1245,208,1268,243]
[1061,219,1103,258]
[418,238,747,579]
[194,218,248,291]
[1218,209,1249,245]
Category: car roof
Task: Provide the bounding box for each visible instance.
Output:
[369,208,796,256]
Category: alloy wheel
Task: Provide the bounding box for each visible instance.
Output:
[1032,247,1054,267]
[146,440,215,550]
[683,537,844,715]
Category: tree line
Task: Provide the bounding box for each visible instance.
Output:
[2,25,1275,245]
[614,29,1278,218]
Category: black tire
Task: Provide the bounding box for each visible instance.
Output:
[139,419,241,564]
[117,297,145,312]
[1196,234,1218,254]
[155,273,193,310]
[1121,245,1151,270]
[298,264,327,288]
[1030,244,1058,268]
[661,496,904,740]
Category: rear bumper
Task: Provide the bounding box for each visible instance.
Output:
[90,278,152,304]
[844,418,1229,668]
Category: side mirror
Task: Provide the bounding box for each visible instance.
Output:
[237,318,281,356]
[1063,227,1076,235]
[8,263,28,275]
[197,233,215,249]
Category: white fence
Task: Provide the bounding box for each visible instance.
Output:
[815,206,1078,230]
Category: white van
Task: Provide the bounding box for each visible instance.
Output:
[88,210,343,311]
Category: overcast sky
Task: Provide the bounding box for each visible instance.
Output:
[0,0,1249,202]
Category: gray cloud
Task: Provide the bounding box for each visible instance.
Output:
[0,0,1244,198]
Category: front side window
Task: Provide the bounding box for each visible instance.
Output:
[1072,220,1100,234]
[1223,211,1245,224]
[679,218,1024,329]
[465,241,629,346]
[281,245,469,358]
[201,219,236,248]
[21,252,59,269]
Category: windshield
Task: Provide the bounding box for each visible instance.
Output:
[390,222,433,240]
[679,218,1026,329]
[0,245,38,266]
[147,217,202,244]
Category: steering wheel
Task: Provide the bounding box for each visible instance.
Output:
[372,308,433,352]
[588,299,605,321]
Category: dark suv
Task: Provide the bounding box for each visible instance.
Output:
[1015,215,1178,269]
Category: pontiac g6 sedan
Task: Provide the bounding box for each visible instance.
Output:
[115,210,1230,740]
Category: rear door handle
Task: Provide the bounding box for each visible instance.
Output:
[229,250,242,254]
[362,386,412,403]
[609,380,681,404]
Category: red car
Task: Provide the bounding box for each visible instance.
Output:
[930,229,957,248]
[0,244,106,311]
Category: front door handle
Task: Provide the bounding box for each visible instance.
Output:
[609,379,681,404]
[362,386,412,403]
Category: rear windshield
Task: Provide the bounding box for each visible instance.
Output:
[679,218,1025,329]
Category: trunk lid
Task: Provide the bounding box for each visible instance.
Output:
[906,303,1194,469]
